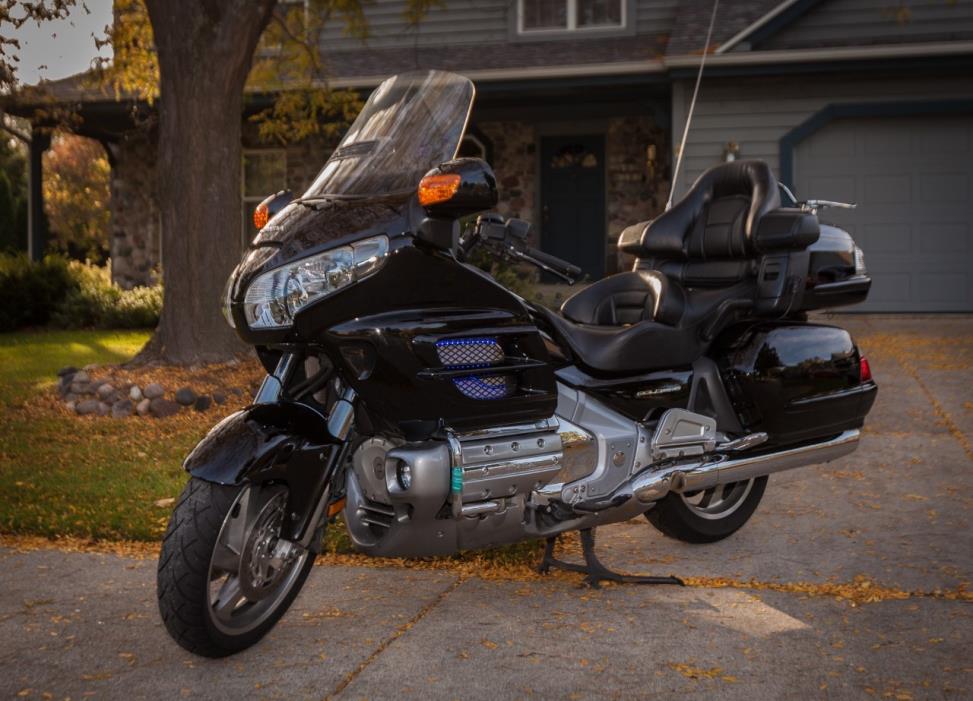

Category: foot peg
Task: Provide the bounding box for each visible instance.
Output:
[538,528,684,589]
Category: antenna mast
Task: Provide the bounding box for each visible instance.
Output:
[667,0,720,211]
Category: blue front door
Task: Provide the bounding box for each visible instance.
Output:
[540,134,606,280]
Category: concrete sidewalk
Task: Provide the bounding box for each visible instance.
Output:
[2,316,972,700]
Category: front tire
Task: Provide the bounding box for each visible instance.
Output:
[645,476,768,544]
[157,478,315,657]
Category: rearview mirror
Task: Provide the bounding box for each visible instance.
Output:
[253,190,293,230]
[417,158,498,219]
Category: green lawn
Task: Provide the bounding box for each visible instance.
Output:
[0,329,204,541]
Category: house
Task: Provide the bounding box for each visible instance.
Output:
[13,0,973,311]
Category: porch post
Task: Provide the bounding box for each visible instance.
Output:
[27,131,51,262]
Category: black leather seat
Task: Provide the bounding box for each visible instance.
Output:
[549,160,784,374]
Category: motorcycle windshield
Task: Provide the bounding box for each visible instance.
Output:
[302,70,474,199]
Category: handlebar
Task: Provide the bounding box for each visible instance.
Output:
[464,214,582,284]
[523,246,583,280]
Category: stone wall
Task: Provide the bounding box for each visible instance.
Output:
[109,134,160,289]
[478,121,538,246]
[605,115,670,272]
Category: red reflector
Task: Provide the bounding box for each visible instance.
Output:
[859,356,872,383]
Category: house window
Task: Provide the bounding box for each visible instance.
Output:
[242,150,287,246]
[518,0,624,33]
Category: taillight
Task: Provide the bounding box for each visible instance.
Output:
[859,356,872,383]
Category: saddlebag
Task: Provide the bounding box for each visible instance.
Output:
[713,321,877,448]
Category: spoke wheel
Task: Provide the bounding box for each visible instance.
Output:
[206,486,309,636]
[645,475,768,544]
[678,479,754,520]
[157,478,317,657]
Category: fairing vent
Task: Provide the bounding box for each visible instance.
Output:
[436,337,514,400]
[436,337,504,368]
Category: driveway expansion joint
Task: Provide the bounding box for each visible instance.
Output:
[324,574,467,700]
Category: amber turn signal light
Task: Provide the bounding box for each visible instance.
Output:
[418,173,461,207]
[253,202,270,230]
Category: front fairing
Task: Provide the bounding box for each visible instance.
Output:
[227,197,414,344]
[227,70,475,343]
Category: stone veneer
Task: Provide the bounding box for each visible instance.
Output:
[605,115,670,273]
[109,134,160,289]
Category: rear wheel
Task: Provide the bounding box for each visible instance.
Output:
[157,478,315,657]
[645,476,768,544]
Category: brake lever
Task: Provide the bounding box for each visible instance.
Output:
[505,247,576,285]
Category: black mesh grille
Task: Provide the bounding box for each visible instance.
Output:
[436,337,504,369]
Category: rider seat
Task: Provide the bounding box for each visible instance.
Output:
[548,160,817,374]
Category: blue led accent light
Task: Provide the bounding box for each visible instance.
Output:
[436,337,504,370]
[452,374,515,400]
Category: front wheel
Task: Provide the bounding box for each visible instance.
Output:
[157,478,315,657]
[645,476,768,544]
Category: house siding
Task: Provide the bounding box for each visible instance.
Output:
[317,0,680,53]
[757,0,973,50]
[669,71,973,198]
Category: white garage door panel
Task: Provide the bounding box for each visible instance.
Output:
[795,115,973,312]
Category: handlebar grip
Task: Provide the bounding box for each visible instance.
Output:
[525,247,582,278]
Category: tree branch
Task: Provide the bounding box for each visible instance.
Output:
[0,113,31,144]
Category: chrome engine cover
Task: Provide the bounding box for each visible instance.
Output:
[342,385,720,557]
[343,418,569,556]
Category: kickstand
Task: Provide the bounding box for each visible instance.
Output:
[538,528,685,589]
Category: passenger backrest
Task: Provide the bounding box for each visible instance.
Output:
[619,161,782,286]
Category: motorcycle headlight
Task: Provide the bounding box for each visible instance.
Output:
[243,235,389,330]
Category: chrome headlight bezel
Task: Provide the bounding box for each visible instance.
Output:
[242,235,389,330]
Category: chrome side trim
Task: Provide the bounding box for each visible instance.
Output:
[632,430,861,503]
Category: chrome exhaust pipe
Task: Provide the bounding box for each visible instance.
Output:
[630,429,860,504]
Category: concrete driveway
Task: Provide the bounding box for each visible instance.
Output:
[2,315,971,700]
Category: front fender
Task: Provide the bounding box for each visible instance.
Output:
[184,401,342,542]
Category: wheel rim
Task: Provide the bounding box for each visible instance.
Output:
[678,479,754,520]
[206,485,309,636]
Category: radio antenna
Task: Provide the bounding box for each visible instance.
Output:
[666,0,720,211]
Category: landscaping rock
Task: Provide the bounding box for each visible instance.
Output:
[149,398,180,418]
[129,385,143,402]
[57,366,79,378]
[96,402,110,416]
[144,383,165,400]
[111,399,134,418]
[72,370,90,385]
[96,383,116,401]
[193,395,212,412]
[175,387,197,406]
[65,400,76,413]
[136,398,151,417]
[213,391,227,406]
[75,399,100,415]
[69,381,90,395]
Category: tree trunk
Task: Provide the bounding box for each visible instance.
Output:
[141,0,276,364]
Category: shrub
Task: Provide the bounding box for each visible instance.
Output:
[0,254,162,331]
[0,253,74,330]
[51,261,162,330]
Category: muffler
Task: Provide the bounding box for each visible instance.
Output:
[633,429,860,503]
[573,430,860,512]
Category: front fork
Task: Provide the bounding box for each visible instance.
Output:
[258,352,356,550]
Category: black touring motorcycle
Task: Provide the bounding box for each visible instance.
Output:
[158,71,876,656]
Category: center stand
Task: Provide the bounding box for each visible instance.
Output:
[538,528,685,589]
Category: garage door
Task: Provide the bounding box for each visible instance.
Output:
[794,114,973,312]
